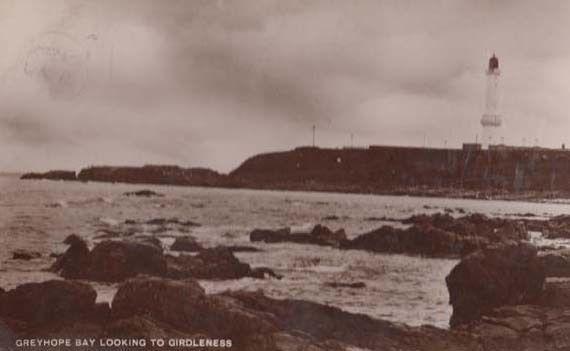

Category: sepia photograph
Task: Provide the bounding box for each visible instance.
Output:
[2,1,570,350]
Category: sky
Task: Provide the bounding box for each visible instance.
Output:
[1,0,570,172]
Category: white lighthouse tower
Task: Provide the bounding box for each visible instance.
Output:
[480,54,502,148]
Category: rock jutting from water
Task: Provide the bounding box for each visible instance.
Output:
[123,189,164,197]
[250,213,529,258]
[0,276,486,351]
[250,225,348,248]
[50,235,278,282]
[446,242,545,327]
[8,241,570,350]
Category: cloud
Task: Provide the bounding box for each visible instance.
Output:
[1,0,570,172]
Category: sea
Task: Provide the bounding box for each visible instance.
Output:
[1,173,569,329]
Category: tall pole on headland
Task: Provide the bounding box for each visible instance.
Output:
[312,125,316,147]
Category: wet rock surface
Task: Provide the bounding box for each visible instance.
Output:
[0,276,481,351]
[169,236,202,252]
[0,280,101,334]
[11,250,41,260]
[324,282,366,289]
[250,213,529,258]
[51,236,276,282]
[250,225,348,248]
[538,250,570,277]
[123,189,164,197]
[166,247,279,280]
[12,242,570,350]
[446,242,545,327]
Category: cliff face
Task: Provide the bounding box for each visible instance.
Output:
[230,146,570,193]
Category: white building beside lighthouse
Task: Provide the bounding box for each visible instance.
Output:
[480,54,502,148]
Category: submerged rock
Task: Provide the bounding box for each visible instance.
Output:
[170,236,202,252]
[250,213,529,258]
[123,190,164,197]
[346,224,487,257]
[166,247,278,280]
[446,242,545,327]
[11,250,41,260]
[250,225,348,248]
[52,235,275,282]
[223,245,262,253]
[325,282,366,289]
[538,250,570,277]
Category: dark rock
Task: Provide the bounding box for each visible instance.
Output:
[104,315,182,338]
[0,280,96,328]
[111,277,277,349]
[50,234,91,279]
[454,305,549,350]
[404,213,529,243]
[250,213,529,258]
[170,236,202,252]
[446,243,545,327]
[346,224,487,257]
[323,215,340,220]
[364,216,402,222]
[538,251,570,277]
[310,224,348,247]
[123,189,164,197]
[250,225,347,248]
[112,277,206,326]
[166,247,276,280]
[92,302,112,324]
[325,282,366,289]
[223,245,262,253]
[250,267,282,280]
[11,250,41,260]
[250,227,291,243]
[167,248,247,280]
[134,236,163,249]
[345,213,529,258]
[93,228,123,239]
[532,281,570,307]
[225,290,480,351]
[87,240,167,282]
[146,217,201,227]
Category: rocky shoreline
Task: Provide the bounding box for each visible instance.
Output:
[250,213,530,258]
[4,237,570,350]
[4,208,570,350]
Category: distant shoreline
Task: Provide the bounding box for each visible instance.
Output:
[18,144,570,203]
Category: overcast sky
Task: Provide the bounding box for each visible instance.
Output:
[1,0,570,172]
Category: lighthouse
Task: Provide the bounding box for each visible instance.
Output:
[480,54,502,148]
